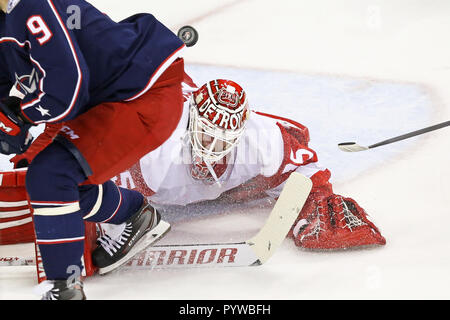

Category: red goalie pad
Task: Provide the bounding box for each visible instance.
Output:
[0,169,35,245]
[289,170,386,250]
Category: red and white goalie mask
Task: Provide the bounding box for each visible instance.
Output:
[188,79,250,183]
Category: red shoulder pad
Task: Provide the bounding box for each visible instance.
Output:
[254,111,310,145]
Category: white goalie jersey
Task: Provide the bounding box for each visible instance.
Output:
[112,90,322,206]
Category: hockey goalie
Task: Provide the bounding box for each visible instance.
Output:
[0,76,386,279]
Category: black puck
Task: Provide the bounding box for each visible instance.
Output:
[177,25,199,47]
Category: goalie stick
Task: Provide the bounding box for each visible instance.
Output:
[0,172,312,269]
[338,120,450,152]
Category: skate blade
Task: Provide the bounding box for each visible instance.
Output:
[98,220,171,275]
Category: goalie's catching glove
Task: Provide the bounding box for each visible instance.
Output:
[0,97,33,155]
[289,170,386,250]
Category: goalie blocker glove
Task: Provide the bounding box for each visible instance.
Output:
[0,98,33,155]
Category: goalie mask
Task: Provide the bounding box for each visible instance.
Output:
[188,79,250,183]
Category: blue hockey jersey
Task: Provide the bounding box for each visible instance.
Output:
[0,0,185,124]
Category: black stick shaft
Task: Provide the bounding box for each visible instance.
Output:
[369,120,450,149]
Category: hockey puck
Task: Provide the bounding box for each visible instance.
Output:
[177,25,199,47]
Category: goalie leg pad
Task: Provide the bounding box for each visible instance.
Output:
[0,169,34,245]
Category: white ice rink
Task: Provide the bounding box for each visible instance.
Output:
[1,0,450,300]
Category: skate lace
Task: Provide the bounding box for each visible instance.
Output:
[98,223,133,256]
[335,197,366,231]
[35,281,60,300]
[300,202,326,241]
[42,285,60,300]
[43,289,60,300]
[35,279,82,300]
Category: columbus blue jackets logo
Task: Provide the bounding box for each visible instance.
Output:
[14,69,39,96]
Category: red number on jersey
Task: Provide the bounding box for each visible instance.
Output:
[27,16,53,45]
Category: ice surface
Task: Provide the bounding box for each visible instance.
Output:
[1,0,450,300]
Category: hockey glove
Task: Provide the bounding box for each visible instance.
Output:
[288,169,386,250]
[10,123,63,168]
[291,193,386,249]
[0,98,33,155]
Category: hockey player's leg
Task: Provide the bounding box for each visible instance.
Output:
[79,181,170,274]
[26,142,87,300]
[23,58,184,296]
[25,142,169,298]
[80,181,144,224]
[49,59,184,276]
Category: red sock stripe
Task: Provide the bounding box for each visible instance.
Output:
[101,185,122,223]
